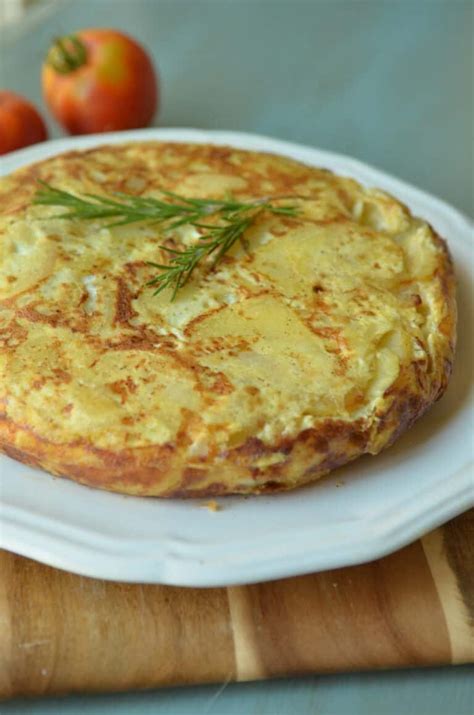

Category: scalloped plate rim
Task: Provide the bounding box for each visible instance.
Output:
[0,127,472,586]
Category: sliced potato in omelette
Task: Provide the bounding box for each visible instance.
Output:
[0,143,456,496]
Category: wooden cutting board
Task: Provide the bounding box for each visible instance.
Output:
[0,509,472,700]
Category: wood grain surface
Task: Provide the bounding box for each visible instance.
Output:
[0,510,472,700]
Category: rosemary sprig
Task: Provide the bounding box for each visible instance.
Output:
[148,211,258,300]
[32,181,299,299]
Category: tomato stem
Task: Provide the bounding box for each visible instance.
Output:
[46,34,87,74]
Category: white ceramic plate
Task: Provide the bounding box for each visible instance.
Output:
[1,129,473,586]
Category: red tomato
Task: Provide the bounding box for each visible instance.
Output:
[42,29,159,134]
[0,91,48,155]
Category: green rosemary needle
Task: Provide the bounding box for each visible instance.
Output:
[32,181,299,299]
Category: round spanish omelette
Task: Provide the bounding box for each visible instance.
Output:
[0,142,456,496]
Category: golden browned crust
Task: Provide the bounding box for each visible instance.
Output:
[0,142,456,496]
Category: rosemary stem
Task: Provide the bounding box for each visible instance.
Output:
[32,181,299,300]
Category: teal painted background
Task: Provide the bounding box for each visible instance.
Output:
[3,666,474,715]
[0,0,473,712]
[1,0,472,217]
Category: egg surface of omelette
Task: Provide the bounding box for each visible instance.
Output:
[0,143,456,496]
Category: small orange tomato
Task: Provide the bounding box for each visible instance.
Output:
[42,29,159,135]
[0,91,48,155]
